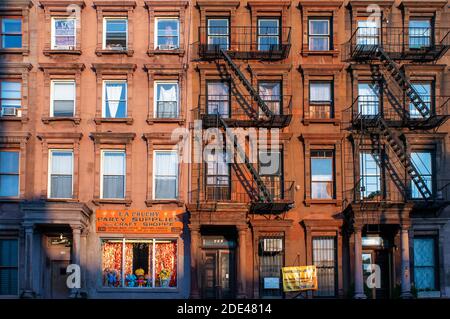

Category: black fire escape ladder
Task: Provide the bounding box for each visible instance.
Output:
[377,117,432,199]
[218,116,273,203]
[375,47,430,118]
[219,48,274,119]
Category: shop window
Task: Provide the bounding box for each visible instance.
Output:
[101,151,126,199]
[360,152,382,199]
[409,19,432,49]
[155,18,179,50]
[259,81,281,115]
[259,235,284,298]
[102,80,127,118]
[257,18,280,51]
[309,81,333,119]
[0,151,19,197]
[207,81,229,117]
[309,18,330,51]
[411,151,433,199]
[51,80,75,117]
[312,236,337,297]
[207,18,229,51]
[102,238,177,288]
[311,150,334,199]
[154,81,178,118]
[153,151,178,200]
[410,82,432,119]
[103,18,128,50]
[51,18,76,50]
[413,236,438,291]
[48,150,73,199]
[0,238,18,296]
[0,80,21,117]
[259,150,283,200]
[1,17,22,49]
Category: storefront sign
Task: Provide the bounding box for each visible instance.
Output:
[264,277,280,289]
[282,266,317,292]
[96,209,183,234]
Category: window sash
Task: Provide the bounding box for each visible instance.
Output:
[310,82,332,104]
[0,151,19,197]
[156,18,179,49]
[49,150,73,199]
[360,152,382,198]
[1,18,22,49]
[51,80,75,117]
[207,19,229,50]
[101,151,126,199]
[0,81,21,110]
[155,82,179,118]
[103,81,127,118]
[51,18,76,49]
[103,18,128,49]
[311,151,334,199]
[153,151,179,200]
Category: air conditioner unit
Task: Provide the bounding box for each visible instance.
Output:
[158,44,177,50]
[263,238,283,252]
[1,107,17,116]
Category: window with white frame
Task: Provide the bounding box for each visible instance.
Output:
[410,82,432,119]
[103,18,128,50]
[360,152,382,199]
[51,17,76,49]
[155,18,179,50]
[155,82,178,118]
[153,151,178,200]
[101,151,126,199]
[103,80,127,118]
[48,150,73,199]
[0,80,21,117]
[311,150,334,199]
[0,238,19,296]
[411,151,433,199]
[51,80,75,117]
[309,18,330,51]
[0,151,19,197]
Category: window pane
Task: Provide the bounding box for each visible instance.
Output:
[309,37,329,51]
[105,82,127,118]
[156,83,178,118]
[259,82,281,114]
[103,175,125,198]
[207,82,229,116]
[414,238,436,290]
[51,151,72,175]
[102,240,123,287]
[155,152,178,199]
[358,83,379,115]
[54,19,75,36]
[155,240,177,287]
[259,151,281,176]
[310,20,329,35]
[0,175,19,197]
[310,82,331,102]
[50,175,72,198]
[0,152,19,173]
[411,152,432,198]
[157,19,179,49]
[313,237,336,297]
[208,19,228,35]
[258,19,279,35]
[103,152,125,175]
[410,83,431,118]
[53,82,75,100]
[106,20,127,32]
[360,152,381,198]
[105,19,127,49]
[1,82,21,99]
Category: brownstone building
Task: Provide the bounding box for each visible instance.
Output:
[0,0,449,299]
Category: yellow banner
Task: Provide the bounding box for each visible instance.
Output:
[282,266,318,292]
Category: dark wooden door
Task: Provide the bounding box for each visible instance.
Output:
[202,249,235,299]
[51,260,70,299]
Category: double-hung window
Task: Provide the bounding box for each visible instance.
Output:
[103,18,128,50]
[411,151,433,199]
[0,238,19,296]
[410,82,432,119]
[310,81,333,119]
[360,152,382,199]
[51,18,76,49]
[207,18,229,51]
[0,80,21,116]
[358,83,379,116]
[311,150,334,199]
[259,81,281,115]
[49,150,73,199]
[313,236,337,297]
[206,150,230,200]
[153,151,178,200]
[309,18,330,51]
[413,236,438,291]
[357,20,379,46]
[103,81,127,118]
[207,81,229,117]
[0,151,19,197]
[409,19,432,49]
[259,150,282,200]
[155,18,179,50]
[101,151,126,199]
[51,80,75,117]
[1,17,22,49]
[155,82,178,118]
[258,18,280,51]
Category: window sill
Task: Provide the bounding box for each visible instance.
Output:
[147,49,185,57]
[95,49,134,57]
[302,50,339,57]
[0,116,27,123]
[0,48,28,55]
[303,118,340,126]
[94,117,133,125]
[46,198,79,203]
[147,118,185,125]
[93,199,132,206]
[145,199,184,207]
[43,49,82,56]
[305,199,340,206]
[42,117,81,124]
[0,197,21,203]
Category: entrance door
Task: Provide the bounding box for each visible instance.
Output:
[50,260,70,299]
[202,249,235,299]
[362,249,392,299]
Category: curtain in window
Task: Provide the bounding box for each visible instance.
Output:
[358,83,379,115]
[309,20,330,51]
[157,19,179,49]
[311,155,333,199]
[155,241,177,287]
[414,238,436,290]
[105,82,126,118]
[313,237,336,297]
[103,152,125,199]
[207,82,229,116]
[157,84,178,118]
[0,151,19,197]
[310,82,331,103]
[50,151,73,198]
[259,82,281,114]
[102,241,123,287]
[155,152,178,199]
[0,239,18,295]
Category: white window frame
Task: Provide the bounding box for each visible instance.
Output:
[309,19,330,51]
[154,81,179,118]
[47,149,74,199]
[102,17,128,50]
[152,150,179,200]
[50,80,76,117]
[0,151,19,198]
[102,80,127,118]
[100,150,126,200]
[51,17,77,50]
[154,17,180,50]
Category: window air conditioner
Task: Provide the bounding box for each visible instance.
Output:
[1,107,17,116]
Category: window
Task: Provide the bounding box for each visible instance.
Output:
[258,18,280,51]
[103,81,127,118]
[309,81,333,119]
[153,151,178,200]
[409,19,432,49]
[414,236,438,291]
[51,18,76,49]
[357,20,379,45]
[309,19,330,51]
[101,151,125,199]
[0,151,19,197]
[259,82,281,115]
[358,83,379,116]
[411,151,433,199]
[410,82,432,119]
[207,18,229,51]
[360,152,382,199]
[259,151,282,200]
[51,80,75,117]
[102,238,177,288]
[206,150,230,200]
[0,80,21,116]
[49,150,73,199]
[0,239,18,295]
[155,18,179,50]
[155,82,178,118]
[311,150,334,199]
[207,82,229,117]
[313,237,336,297]
[103,18,127,50]
[259,236,284,298]
[1,17,22,49]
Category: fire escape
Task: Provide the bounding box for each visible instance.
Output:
[342,25,450,214]
[190,26,294,214]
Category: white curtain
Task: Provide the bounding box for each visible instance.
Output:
[155,152,178,199]
[103,152,125,175]
[155,152,178,176]
[310,83,331,102]
[158,84,177,102]
[54,82,75,101]
[106,83,124,118]
[51,151,73,174]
